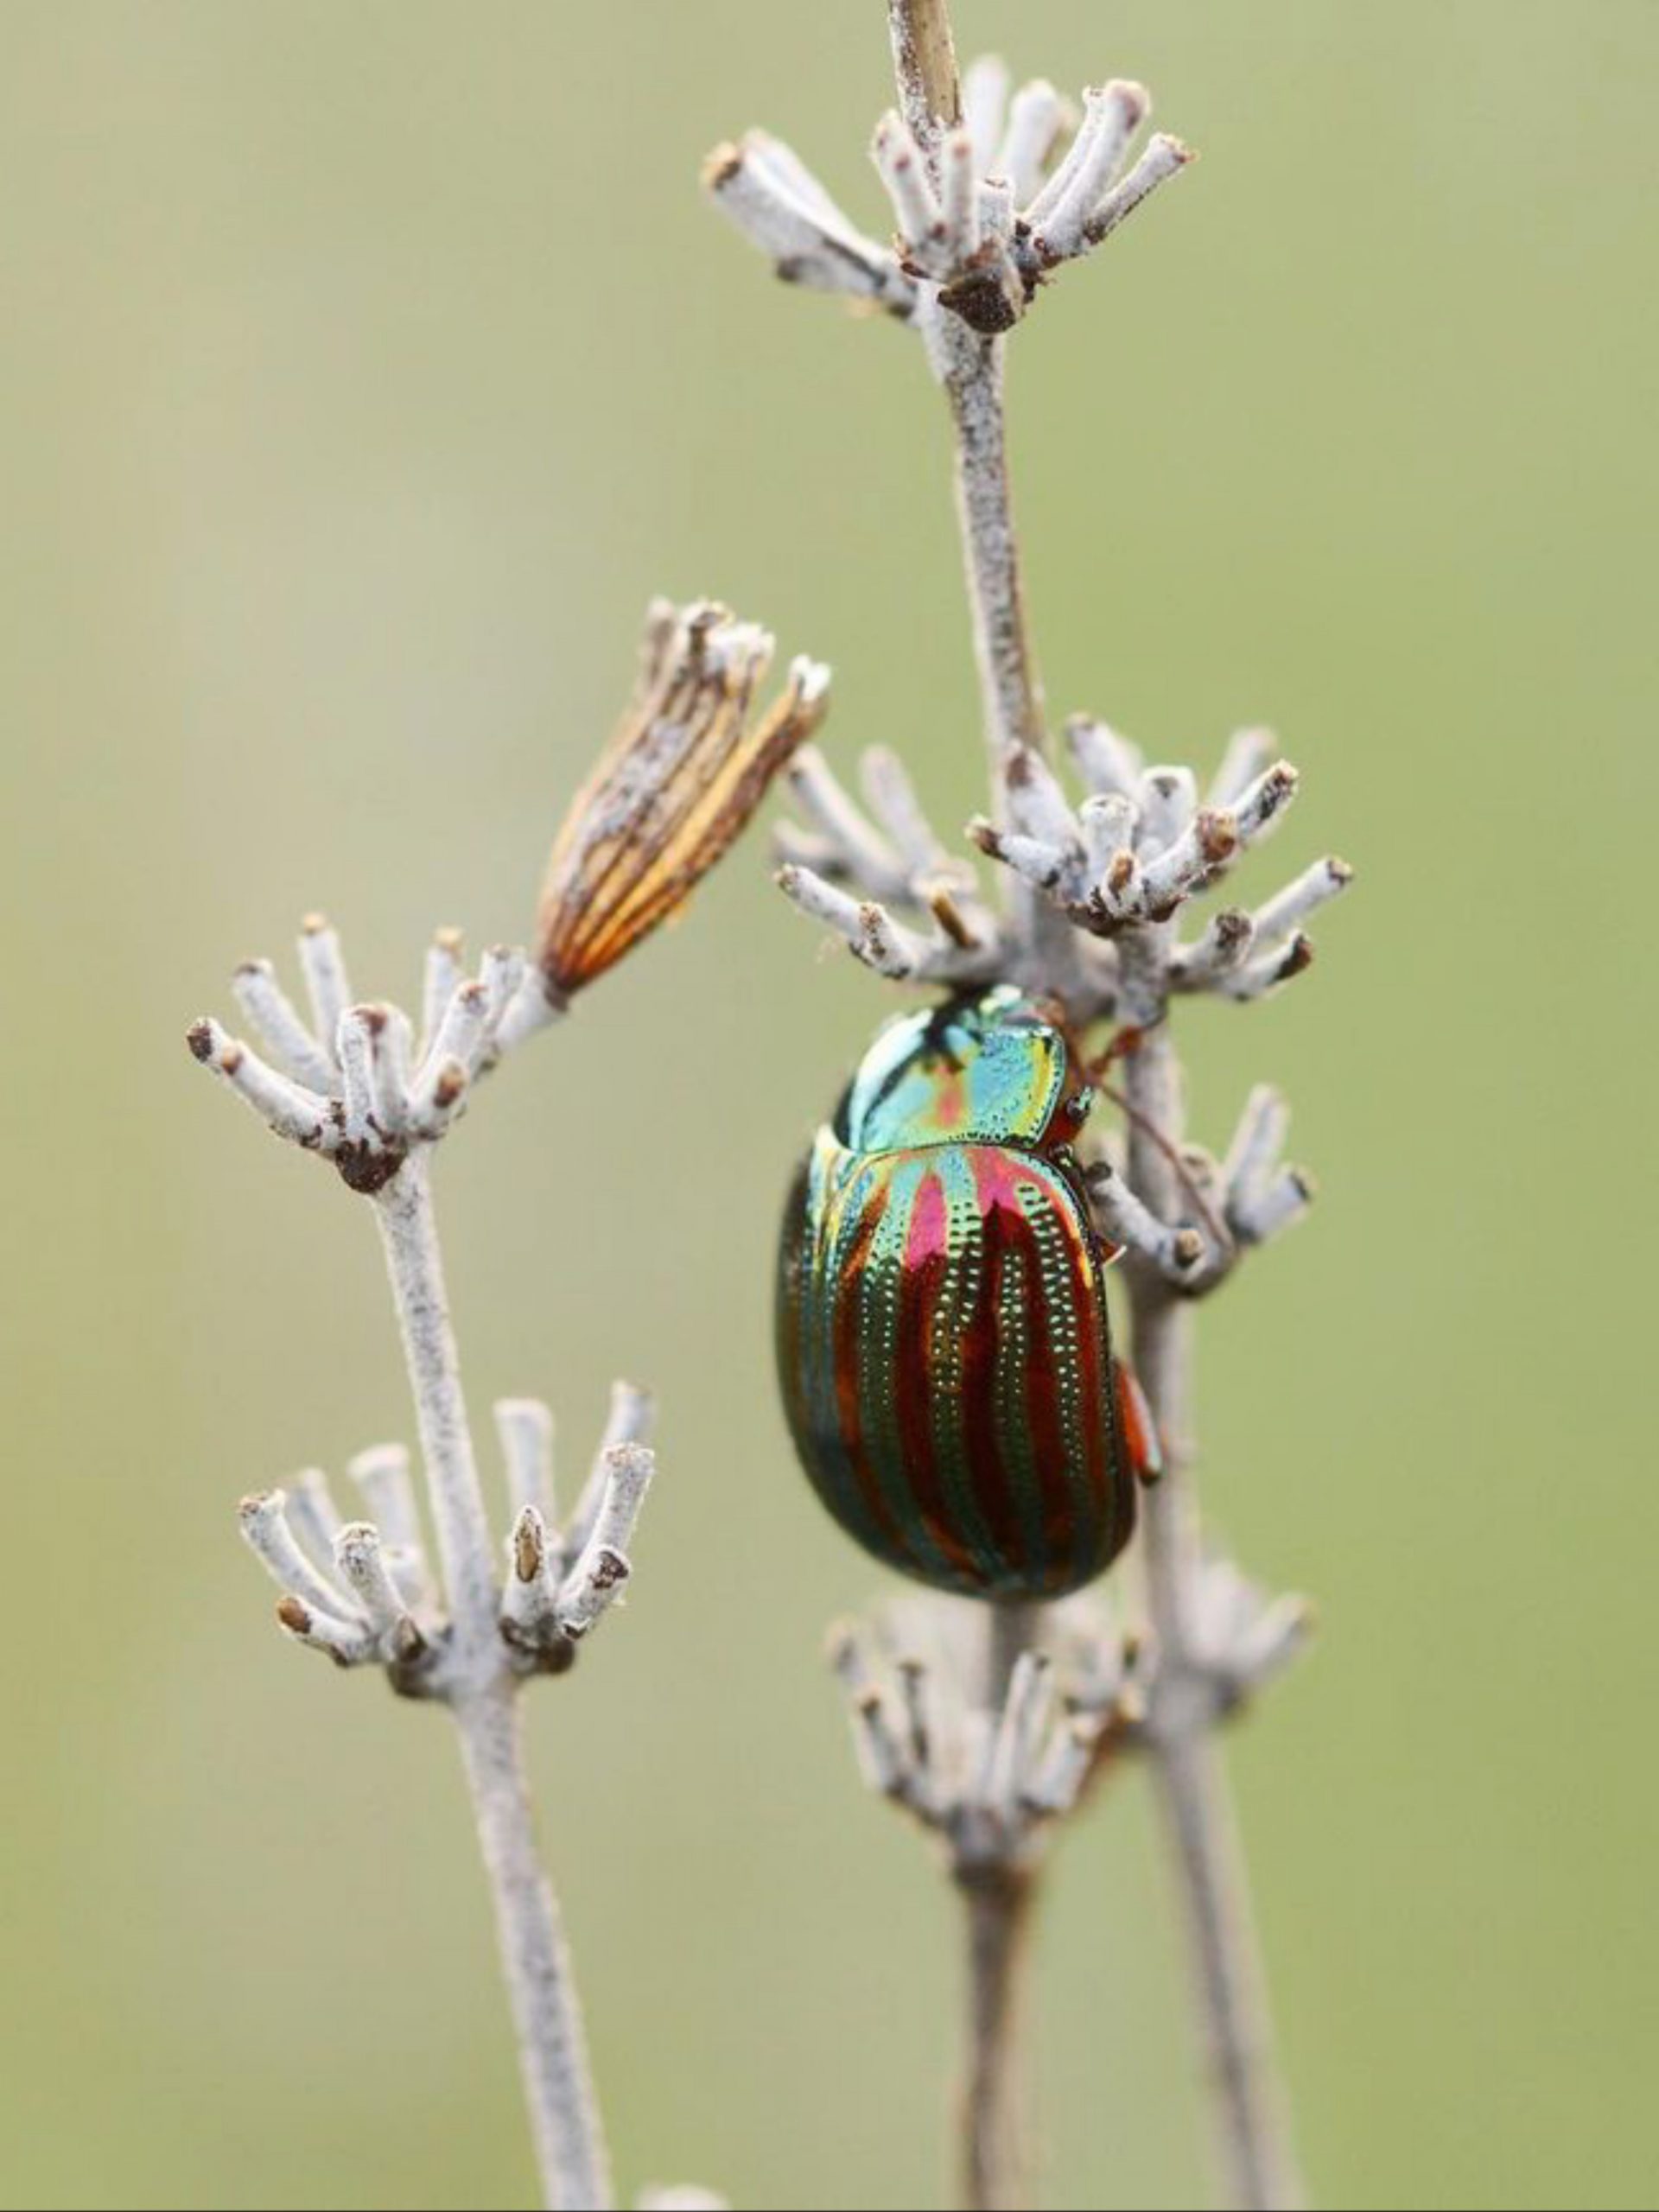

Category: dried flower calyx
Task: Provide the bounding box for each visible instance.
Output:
[706,54,1192,337]
[187,599,830,1181]
[536,599,831,1001]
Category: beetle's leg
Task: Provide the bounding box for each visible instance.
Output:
[1114,1357,1164,1485]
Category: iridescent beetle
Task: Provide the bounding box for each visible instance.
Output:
[777,986,1160,1600]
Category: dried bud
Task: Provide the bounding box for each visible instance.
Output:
[536,600,830,998]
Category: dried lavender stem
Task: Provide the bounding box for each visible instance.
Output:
[886,16,1060,2203]
[956,1595,1045,2211]
[374,1154,610,2210]
[1122,978,1304,2212]
[890,0,1046,773]
[937,327,1046,764]
[957,1860,1036,2212]
[895,2,1300,2192]
[718,8,1313,2201]
[916,181,1077,998]
[454,1683,613,2212]
[372,1158,499,1669]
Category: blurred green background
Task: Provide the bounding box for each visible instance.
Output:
[3,3,1654,2207]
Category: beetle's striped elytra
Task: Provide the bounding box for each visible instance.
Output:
[777,987,1152,1600]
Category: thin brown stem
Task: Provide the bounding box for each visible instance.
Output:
[1122,975,1305,2212]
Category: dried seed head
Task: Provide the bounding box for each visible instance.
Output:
[535,601,830,997]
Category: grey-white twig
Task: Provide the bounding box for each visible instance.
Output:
[827,1593,1141,1877]
[830,1592,1141,2211]
[709,3,1344,2208]
[1122,1010,1308,2212]
[207,920,647,2209]
[192,595,822,2209]
[707,14,1191,342]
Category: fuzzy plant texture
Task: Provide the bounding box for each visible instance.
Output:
[186,5,1350,2211]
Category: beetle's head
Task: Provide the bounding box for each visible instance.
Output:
[834,986,1090,1155]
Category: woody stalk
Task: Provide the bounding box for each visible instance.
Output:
[188,601,829,2211]
[707,3,1349,2207]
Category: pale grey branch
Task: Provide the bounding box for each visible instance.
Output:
[703,132,914,312]
[347,1442,426,1573]
[707,9,1342,2204]
[1125,982,1309,2211]
[199,911,708,2209]
[239,1488,366,1633]
[232,957,337,1092]
[296,913,352,1062]
[776,859,999,984]
[709,28,1190,340]
[826,1596,1141,1876]
[496,1397,557,1524]
[566,1381,656,1560]
[283,1466,346,1579]
[557,1442,655,1642]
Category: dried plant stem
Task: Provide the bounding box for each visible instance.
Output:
[373,1158,499,1673]
[931,321,1080,993]
[888,3,1041,769]
[373,1155,611,2211]
[1123,992,1304,2212]
[905,91,1075,989]
[937,327,1045,763]
[887,18,1055,2205]
[900,86,1043,2212]
[891,3,1302,2196]
[455,1684,613,2212]
[720,7,1314,2203]
[938,318,1092,986]
[957,1860,1036,2212]
[956,1595,1045,2210]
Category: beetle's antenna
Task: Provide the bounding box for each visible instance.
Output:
[1094,1074,1234,1262]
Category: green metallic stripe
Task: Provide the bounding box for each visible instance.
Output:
[981,1150,1077,1595]
[1088,1265,1135,1571]
[1015,1166,1105,1589]
[798,1143,899,1567]
[1052,1175,1135,1575]
[921,1147,1010,1586]
[1049,1166,1135,1580]
[991,1236,1052,1589]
